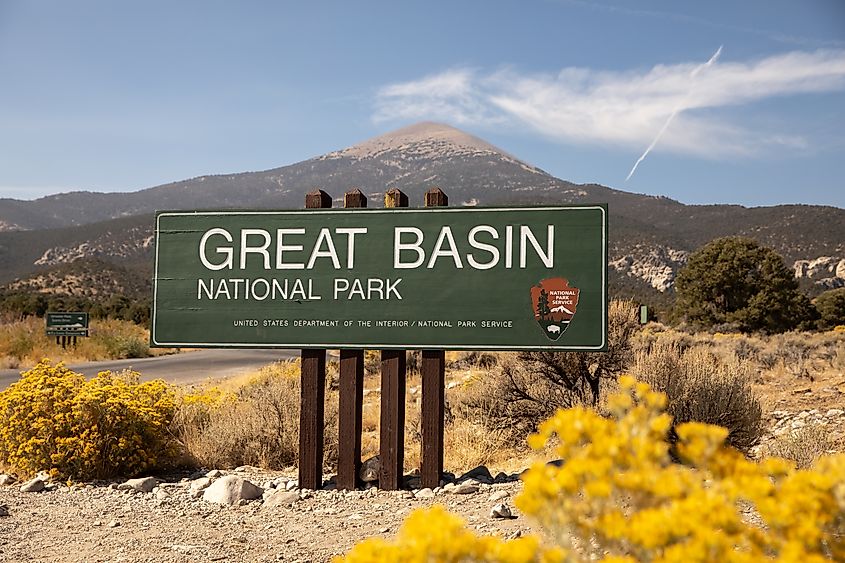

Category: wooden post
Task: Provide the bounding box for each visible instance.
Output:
[421,187,448,488]
[337,189,367,490]
[299,189,331,490]
[380,187,408,489]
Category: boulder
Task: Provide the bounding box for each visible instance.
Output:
[202,475,263,506]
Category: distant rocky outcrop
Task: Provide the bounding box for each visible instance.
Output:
[610,246,689,292]
[794,257,845,290]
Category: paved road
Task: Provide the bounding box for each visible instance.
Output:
[0,349,299,389]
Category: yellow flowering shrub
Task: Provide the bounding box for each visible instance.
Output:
[339,376,845,562]
[0,359,178,480]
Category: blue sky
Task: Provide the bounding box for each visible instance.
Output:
[1,0,843,207]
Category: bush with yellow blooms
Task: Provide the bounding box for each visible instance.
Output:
[339,376,845,562]
[0,359,178,480]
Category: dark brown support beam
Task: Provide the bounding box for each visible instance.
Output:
[421,187,448,489]
[421,350,445,488]
[337,188,367,490]
[379,187,408,489]
[379,349,406,490]
[299,189,331,490]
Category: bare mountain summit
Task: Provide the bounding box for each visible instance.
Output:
[325,121,522,162]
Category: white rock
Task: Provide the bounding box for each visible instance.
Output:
[205,469,225,479]
[285,480,298,491]
[490,503,513,519]
[826,409,844,417]
[414,488,435,499]
[489,490,509,502]
[202,475,263,506]
[190,477,213,493]
[118,477,157,493]
[20,478,45,493]
[155,489,171,500]
[0,474,16,486]
[453,483,479,495]
[107,519,121,528]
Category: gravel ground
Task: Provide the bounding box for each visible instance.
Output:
[0,467,532,563]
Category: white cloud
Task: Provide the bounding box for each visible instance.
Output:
[373,49,845,159]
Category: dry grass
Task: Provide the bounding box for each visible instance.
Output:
[0,316,173,369]
[173,360,339,471]
[762,425,833,469]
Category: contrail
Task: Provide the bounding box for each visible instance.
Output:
[625,45,723,182]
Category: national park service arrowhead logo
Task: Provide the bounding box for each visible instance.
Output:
[530,278,580,341]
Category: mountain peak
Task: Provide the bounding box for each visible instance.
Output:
[325,121,516,161]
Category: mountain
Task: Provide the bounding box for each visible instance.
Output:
[1,122,843,306]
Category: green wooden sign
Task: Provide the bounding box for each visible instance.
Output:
[46,311,89,336]
[151,206,607,350]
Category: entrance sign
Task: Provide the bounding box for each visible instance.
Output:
[46,312,89,337]
[151,205,607,350]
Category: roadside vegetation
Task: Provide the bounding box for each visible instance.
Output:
[0,315,158,369]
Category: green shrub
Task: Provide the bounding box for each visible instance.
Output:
[0,360,178,479]
[675,237,816,333]
[99,334,150,359]
[815,287,845,330]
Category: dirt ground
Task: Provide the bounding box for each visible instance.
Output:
[0,468,529,563]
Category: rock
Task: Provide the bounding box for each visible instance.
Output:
[360,455,381,483]
[490,503,513,519]
[442,482,456,493]
[118,477,157,493]
[205,469,225,479]
[263,491,301,509]
[826,409,844,417]
[0,474,16,486]
[202,475,263,506]
[414,488,435,499]
[452,483,479,495]
[190,477,213,491]
[458,465,493,484]
[155,489,171,500]
[285,480,298,491]
[20,478,45,493]
[107,519,121,528]
[489,490,509,502]
[0,504,8,517]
